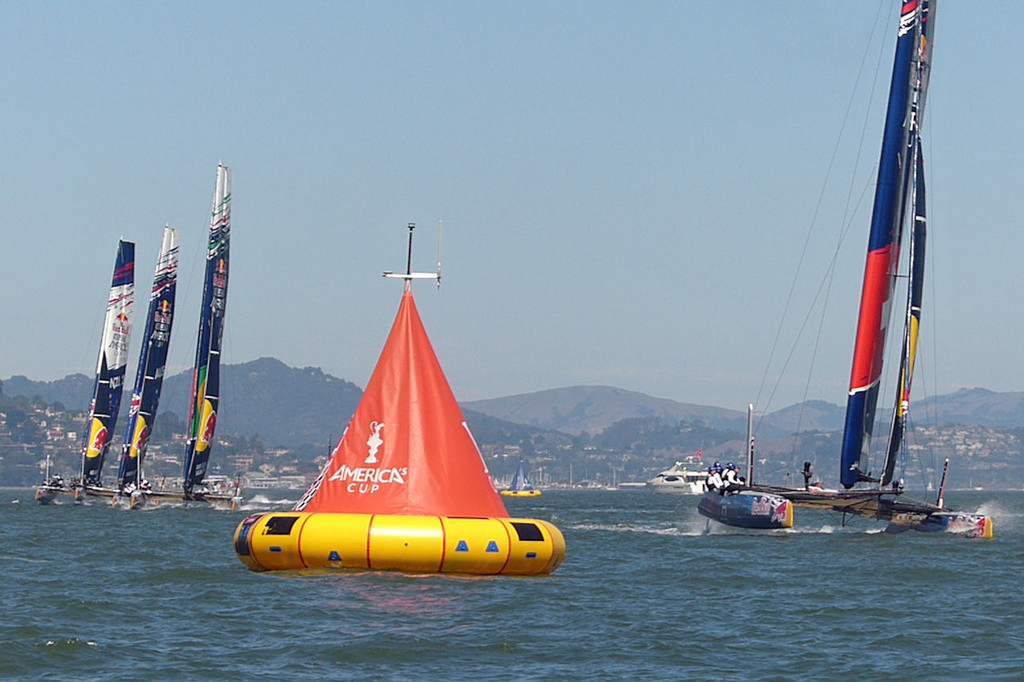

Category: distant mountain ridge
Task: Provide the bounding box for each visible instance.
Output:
[919,388,1024,428]
[463,386,752,436]
[466,387,1024,435]
[3,358,363,448]
[5,361,1024,446]
[463,390,858,437]
[3,373,94,411]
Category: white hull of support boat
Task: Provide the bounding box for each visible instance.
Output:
[646,463,707,494]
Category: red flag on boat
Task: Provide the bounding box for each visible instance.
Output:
[296,288,509,518]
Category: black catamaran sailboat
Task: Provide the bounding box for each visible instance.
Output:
[112,227,179,508]
[57,239,136,503]
[179,164,240,508]
[749,0,990,537]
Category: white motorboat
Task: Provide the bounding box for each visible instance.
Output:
[646,461,707,494]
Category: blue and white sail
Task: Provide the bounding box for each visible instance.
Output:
[116,227,180,491]
[81,240,135,486]
[183,165,231,497]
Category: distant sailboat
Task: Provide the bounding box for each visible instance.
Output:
[75,239,136,500]
[181,164,239,508]
[34,453,65,504]
[748,0,991,537]
[114,227,179,509]
[234,224,565,575]
[502,461,541,497]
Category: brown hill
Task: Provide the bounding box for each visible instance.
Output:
[463,385,750,436]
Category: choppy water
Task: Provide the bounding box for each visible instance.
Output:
[2,488,1021,681]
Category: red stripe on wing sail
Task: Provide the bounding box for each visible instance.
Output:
[848,245,899,393]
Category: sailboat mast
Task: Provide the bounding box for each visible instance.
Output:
[936,458,949,508]
[882,140,927,488]
[746,404,755,485]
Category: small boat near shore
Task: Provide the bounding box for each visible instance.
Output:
[501,461,541,497]
[34,455,68,504]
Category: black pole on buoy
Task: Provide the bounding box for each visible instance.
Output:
[405,222,415,276]
[384,222,442,286]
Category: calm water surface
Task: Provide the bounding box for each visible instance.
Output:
[2,489,1021,681]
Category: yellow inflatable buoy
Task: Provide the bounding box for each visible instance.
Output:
[233,512,565,576]
[235,274,565,577]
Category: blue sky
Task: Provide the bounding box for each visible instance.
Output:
[1,1,1020,414]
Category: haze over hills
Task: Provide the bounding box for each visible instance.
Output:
[462,386,752,436]
[5,359,1024,447]
[463,388,1024,436]
[918,388,1024,428]
[2,358,363,448]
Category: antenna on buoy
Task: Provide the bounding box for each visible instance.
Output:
[383,222,442,287]
[436,220,443,288]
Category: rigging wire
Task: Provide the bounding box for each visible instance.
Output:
[754,1,892,473]
[917,91,943,492]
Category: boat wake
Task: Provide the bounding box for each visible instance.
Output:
[974,499,1015,528]
[41,638,99,650]
[569,522,696,537]
[243,494,297,509]
[1,554,50,564]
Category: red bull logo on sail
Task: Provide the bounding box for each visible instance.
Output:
[89,425,108,454]
[114,311,131,334]
[198,411,217,449]
[132,423,151,457]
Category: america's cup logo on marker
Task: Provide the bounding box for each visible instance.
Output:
[365,421,384,464]
[323,420,408,493]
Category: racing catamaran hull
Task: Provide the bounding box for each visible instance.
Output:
[698,489,793,530]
